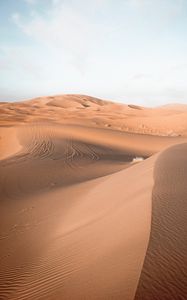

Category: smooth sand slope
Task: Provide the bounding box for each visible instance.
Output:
[0,95,187,299]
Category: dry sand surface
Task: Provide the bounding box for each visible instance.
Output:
[0,94,187,299]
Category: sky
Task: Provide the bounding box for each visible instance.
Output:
[0,0,187,106]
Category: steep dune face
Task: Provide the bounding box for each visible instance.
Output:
[135,143,187,300]
[0,95,187,299]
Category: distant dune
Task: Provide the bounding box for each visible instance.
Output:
[1,94,187,137]
[0,94,186,299]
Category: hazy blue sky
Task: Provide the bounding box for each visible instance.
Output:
[0,0,187,105]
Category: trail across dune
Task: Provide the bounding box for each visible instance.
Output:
[0,95,187,300]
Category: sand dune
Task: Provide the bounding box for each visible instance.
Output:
[1,94,187,136]
[0,95,187,299]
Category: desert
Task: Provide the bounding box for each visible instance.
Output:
[0,94,187,299]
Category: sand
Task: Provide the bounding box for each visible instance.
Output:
[0,94,187,299]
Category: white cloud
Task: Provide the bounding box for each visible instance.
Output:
[12,1,110,73]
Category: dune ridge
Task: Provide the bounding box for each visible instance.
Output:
[135,143,187,300]
[0,94,187,299]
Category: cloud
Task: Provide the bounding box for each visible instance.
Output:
[12,1,110,73]
[12,0,186,72]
